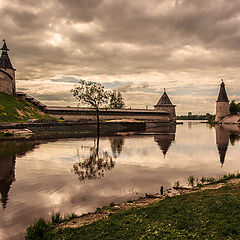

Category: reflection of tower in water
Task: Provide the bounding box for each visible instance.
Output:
[0,142,39,208]
[0,155,16,209]
[153,125,176,157]
[215,125,229,166]
[215,124,240,166]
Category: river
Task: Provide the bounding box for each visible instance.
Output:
[0,121,240,240]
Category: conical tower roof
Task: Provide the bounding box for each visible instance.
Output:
[217,144,228,167]
[1,40,9,51]
[0,181,11,209]
[155,135,175,157]
[155,89,173,106]
[0,40,14,69]
[217,80,229,102]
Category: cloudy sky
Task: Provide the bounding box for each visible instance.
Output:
[1,0,240,114]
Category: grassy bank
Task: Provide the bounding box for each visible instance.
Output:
[25,179,240,240]
[0,92,51,122]
[0,121,145,141]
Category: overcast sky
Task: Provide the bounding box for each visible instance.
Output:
[1,0,240,114]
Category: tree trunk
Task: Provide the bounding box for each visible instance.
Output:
[96,107,100,154]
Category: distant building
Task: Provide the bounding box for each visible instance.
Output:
[0,40,16,95]
[215,80,230,122]
[154,89,176,122]
[188,112,192,117]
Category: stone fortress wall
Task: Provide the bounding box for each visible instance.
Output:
[0,39,177,123]
[0,70,15,95]
[0,40,16,95]
[215,102,230,122]
[45,107,172,122]
[154,105,176,122]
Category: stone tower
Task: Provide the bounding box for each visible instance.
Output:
[0,40,16,95]
[154,89,176,122]
[215,80,230,122]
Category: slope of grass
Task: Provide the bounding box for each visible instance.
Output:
[25,181,240,240]
[0,92,51,122]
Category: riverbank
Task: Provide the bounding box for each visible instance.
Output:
[0,121,147,141]
[25,175,240,240]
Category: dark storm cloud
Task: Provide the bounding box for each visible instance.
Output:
[2,0,240,76]
[1,0,240,112]
[57,0,104,22]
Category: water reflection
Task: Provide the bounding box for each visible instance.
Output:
[72,139,115,181]
[215,125,240,166]
[0,122,240,240]
[109,137,125,158]
[0,142,39,209]
[153,125,176,157]
[0,155,15,209]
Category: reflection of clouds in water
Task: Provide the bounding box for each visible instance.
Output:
[1,122,240,240]
[0,142,40,209]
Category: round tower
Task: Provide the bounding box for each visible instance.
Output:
[0,40,16,95]
[215,80,230,122]
[154,89,176,122]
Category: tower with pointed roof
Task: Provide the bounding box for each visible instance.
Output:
[215,80,230,122]
[154,89,176,122]
[0,40,16,95]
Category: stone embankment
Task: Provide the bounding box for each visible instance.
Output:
[0,121,146,140]
[221,114,240,124]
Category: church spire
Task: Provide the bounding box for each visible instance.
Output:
[0,39,14,69]
[217,79,229,102]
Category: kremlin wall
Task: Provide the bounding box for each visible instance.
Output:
[0,39,239,124]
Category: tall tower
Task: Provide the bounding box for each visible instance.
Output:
[154,89,176,122]
[0,40,16,95]
[215,80,230,122]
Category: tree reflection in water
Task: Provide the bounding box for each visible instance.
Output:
[109,137,125,158]
[72,138,115,181]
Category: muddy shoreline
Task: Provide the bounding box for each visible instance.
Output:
[0,121,146,141]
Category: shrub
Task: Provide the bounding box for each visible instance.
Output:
[25,218,54,240]
[188,175,195,187]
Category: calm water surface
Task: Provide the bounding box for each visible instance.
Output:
[0,121,240,240]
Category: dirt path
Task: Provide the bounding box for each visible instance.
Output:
[59,178,240,229]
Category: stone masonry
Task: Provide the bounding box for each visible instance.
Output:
[215,80,230,122]
[0,40,16,95]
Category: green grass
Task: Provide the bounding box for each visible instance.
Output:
[0,92,51,122]
[25,181,240,240]
[173,172,240,189]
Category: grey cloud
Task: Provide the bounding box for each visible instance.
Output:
[50,76,79,83]
[33,92,74,102]
[0,0,240,113]
[57,0,104,22]
[116,84,133,93]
